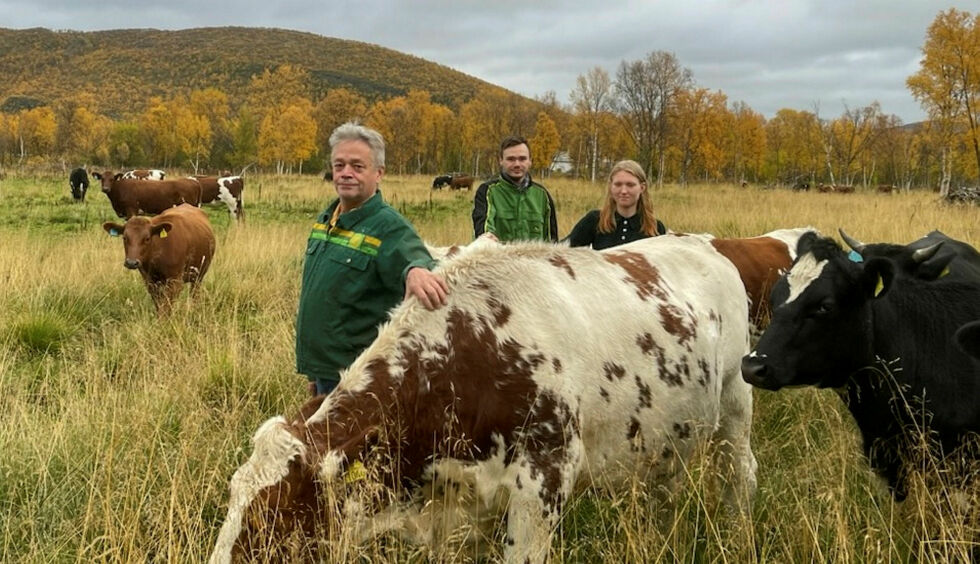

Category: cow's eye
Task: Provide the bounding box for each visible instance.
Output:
[813,302,833,316]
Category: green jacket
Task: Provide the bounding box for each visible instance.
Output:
[472,175,559,242]
[296,191,435,382]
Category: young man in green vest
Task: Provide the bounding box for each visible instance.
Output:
[472,136,559,243]
[296,122,449,396]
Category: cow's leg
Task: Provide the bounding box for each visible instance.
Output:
[503,437,581,564]
[504,472,560,564]
[714,375,757,513]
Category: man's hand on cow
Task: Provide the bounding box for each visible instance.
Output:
[405,267,449,310]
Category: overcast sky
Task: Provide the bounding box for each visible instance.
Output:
[4,1,975,124]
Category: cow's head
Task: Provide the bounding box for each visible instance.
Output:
[102,217,173,270]
[91,171,120,193]
[742,232,895,390]
[211,396,387,563]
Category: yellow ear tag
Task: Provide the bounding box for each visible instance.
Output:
[344,460,367,484]
[940,266,950,278]
[874,274,884,297]
[159,229,168,238]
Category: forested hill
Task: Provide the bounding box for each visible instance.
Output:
[0,26,510,118]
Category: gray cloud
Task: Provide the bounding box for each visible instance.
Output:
[3,0,975,123]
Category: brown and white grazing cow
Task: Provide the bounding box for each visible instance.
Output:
[703,227,818,330]
[121,168,166,181]
[93,170,203,218]
[191,175,245,222]
[209,236,756,563]
[103,204,215,314]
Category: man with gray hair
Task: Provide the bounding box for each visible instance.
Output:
[296,122,449,396]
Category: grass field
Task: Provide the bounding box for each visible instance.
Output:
[2,172,979,562]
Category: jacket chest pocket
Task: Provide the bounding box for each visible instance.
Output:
[327,247,372,272]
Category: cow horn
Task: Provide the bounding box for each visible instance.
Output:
[838,228,865,253]
[912,242,943,263]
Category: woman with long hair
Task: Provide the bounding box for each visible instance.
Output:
[566,160,666,250]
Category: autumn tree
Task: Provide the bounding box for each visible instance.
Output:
[818,102,885,186]
[108,122,144,167]
[726,101,767,183]
[16,107,57,162]
[614,51,693,185]
[258,99,316,174]
[228,108,259,171]
[765,109,822,185]
[570,67,613,181]
[908,8,980,193]
[313,88,368,156]
[189,88,231,170]
[671,88,729,183]
[530,111,561,177]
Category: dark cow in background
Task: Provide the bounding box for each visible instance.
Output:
[192,175,245,222]
[450,174,475,190]
[121,169,166,181]
[210,237,756,563]
[431,174,452,189]
[323,170,333,182]
[93,170,202,218]
[876,184,896,194]
[742,231,980,500]
[69,167,89,201]
[103,203,215,315]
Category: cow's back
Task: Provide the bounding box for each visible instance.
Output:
[150,204,215,281]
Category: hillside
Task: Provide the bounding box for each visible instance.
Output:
[0,27,511,118]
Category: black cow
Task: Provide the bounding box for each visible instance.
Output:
[432,174,452,189]
[840,229,980,282]
[69,168,89,201]
[741,231,980,500]
[323,170,333,182]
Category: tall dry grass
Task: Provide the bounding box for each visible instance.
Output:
[1,172,979,562]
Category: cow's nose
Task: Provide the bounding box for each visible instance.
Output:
[740,356,770,386]
[124,259,140,270]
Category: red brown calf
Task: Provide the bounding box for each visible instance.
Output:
[103,204,215,314]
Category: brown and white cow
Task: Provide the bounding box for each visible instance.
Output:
[93,170,203,218]
[121,168,166,181]
[103,204,215,314]
[191,175,245,222]
[704,227,818,330]
[209,236,756,563]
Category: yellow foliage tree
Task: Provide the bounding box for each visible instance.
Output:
[16,106,57,160]
[258,99,316,174]
[907,8,980,193]
[313,88,368,154]
[530,111,560,176]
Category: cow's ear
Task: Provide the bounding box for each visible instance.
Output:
[113,173,123,181]
[862,257,895,299]
[796,231,819,257]
[103,222,123,237]
[151,222,173,238]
